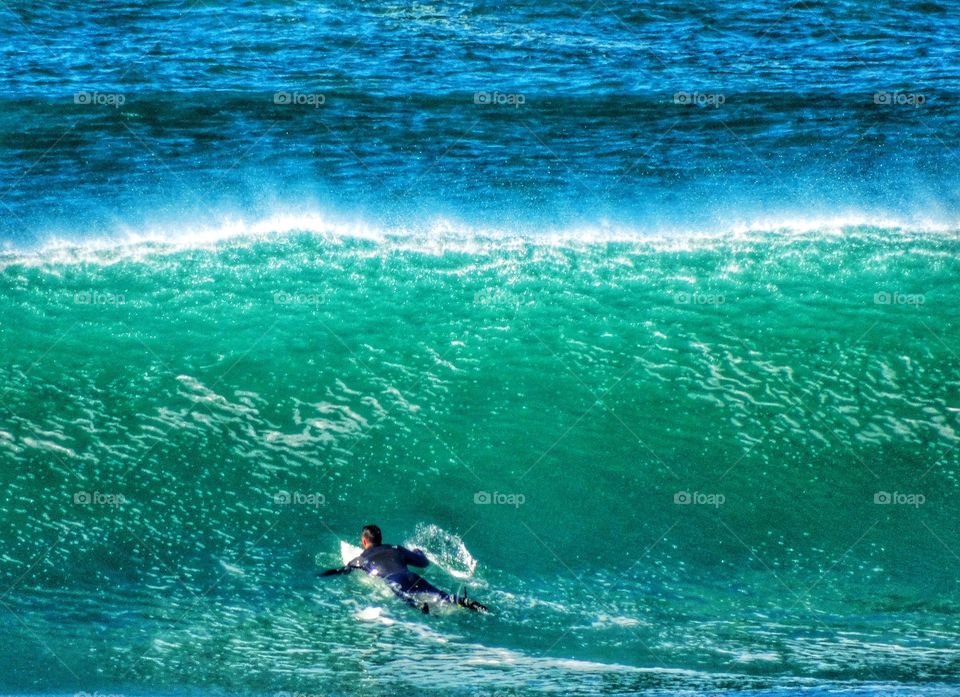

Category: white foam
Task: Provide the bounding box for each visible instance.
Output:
[4,207,958,267]
[406,523,478,580]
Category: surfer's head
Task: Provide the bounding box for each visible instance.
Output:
[361,524,382,548]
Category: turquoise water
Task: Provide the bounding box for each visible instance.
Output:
[1,224,959,694]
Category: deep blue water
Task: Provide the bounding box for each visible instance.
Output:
[1,0,959,243]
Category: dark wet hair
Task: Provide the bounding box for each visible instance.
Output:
[362,524,382,545]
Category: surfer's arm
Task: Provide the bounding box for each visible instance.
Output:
[319,556,364,577]
[399,546,429,568]
[319,567,350,576]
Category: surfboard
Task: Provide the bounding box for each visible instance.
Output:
[340,540,362,566]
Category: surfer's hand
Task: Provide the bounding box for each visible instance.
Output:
[319,568,346,577]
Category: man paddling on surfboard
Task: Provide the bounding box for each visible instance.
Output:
[320,524,488,614]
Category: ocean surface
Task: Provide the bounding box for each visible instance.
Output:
[1,1,959,695]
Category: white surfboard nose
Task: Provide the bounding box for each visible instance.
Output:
[340,540,363,565]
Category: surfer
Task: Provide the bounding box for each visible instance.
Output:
[320,524,488,614]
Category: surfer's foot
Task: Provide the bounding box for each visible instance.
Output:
[456,597,488,613]
[420,602,430,614]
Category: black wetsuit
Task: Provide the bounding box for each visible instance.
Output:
[346,544,453,603]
